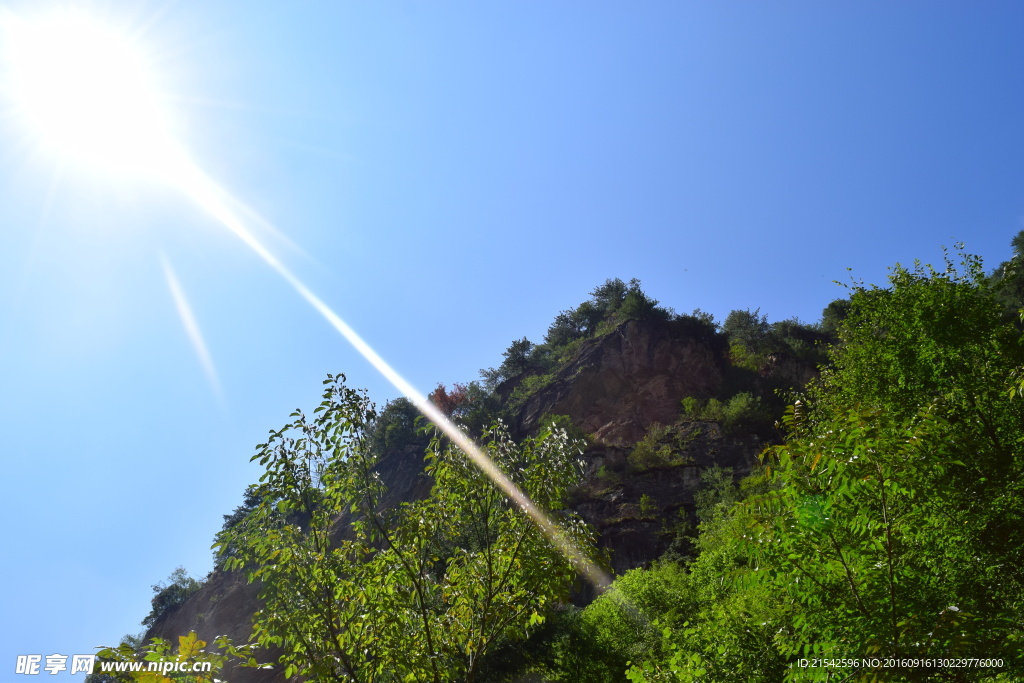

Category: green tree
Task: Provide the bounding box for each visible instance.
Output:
[213,485,265,568]
[819,297,852,336]
[624,471,786,683]
[629,247,1024,682]
[722,308,771,354]
[542,278,670,350]
[736,250,1024,679]
[141,568,203,628]
[989,228,1024,315]
[481,337,535,389]
[94,631,261,683]
[219,374,595,683]
[588,277,670,324]
[545,305,600,347]
[366,396,427,455]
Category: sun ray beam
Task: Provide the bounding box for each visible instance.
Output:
[160,253,224,406]
[168,153,611,591]
[1,7,612,594]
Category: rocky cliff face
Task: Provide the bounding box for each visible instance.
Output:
[515,318,723,446]
[146,317,816,677]
[573,421,765,576]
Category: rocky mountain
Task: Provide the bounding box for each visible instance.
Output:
[144,314,820,680]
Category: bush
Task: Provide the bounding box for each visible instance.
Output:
[214,484,266,568]
[506,372,555,412]
[679,396,701,418]
[680,393,773,435]
[366,397,427,455]
[639,494,658,518]
[141,567,203,627]
[719,392,772,434]
[480,337,536,389]
[594,465,620,488]
[627,424,693,471]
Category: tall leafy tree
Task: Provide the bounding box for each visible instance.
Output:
[219,374,595,682]
[738,250,1024,679]
[626,248,1024,682]
[989,228,1024,315]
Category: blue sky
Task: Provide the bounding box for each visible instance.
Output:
[2,0,1023,672]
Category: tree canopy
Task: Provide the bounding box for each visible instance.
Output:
[216,375,596,683]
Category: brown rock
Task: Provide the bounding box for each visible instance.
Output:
[517,318,723,445]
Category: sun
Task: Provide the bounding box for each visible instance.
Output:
[2,9,179,175]
[1,8,612,595]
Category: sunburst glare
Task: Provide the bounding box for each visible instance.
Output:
[1,8,176,175]
[1,7,611,592]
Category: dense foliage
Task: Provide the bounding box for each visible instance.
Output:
[215,375,596,683]
[481,278,675,391]
[141,568,204,628]
[123,237,1024,682]
[482,277,830,425]
[616,248,1024,681]
[469,245,1023,681]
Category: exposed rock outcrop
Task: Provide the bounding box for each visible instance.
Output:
[516,318,723,445]
[145,316,818,681]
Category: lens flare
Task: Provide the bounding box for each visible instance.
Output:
[160,254,223,404]
[3,9,612,592]
[168,154,612,590]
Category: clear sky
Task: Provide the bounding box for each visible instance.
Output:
[2,0,1024,673]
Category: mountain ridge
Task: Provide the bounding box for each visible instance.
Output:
[141,308,822,682]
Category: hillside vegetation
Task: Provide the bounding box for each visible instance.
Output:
[97,237,1024,682]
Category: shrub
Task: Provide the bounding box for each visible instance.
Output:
[679,396,701,418]
[627,424,693,471]
[480,337,536,389]
[595,465,620,486]
[506,372,555,412]
[719,392,772,434]
[366,397,426,455]
[680,393,773,435]
[141,567,203,627]
[639,494,658,518]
